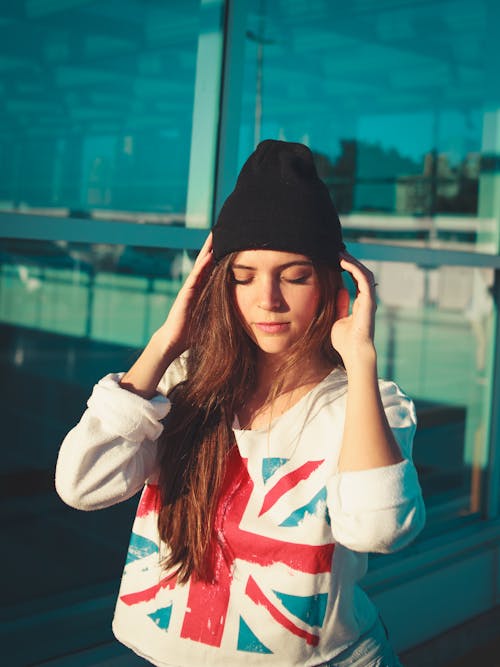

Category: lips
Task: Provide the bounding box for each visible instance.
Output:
[255,322,290,333]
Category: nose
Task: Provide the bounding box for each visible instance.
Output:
[258,276,283,310]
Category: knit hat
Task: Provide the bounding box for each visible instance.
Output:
[212,139,344,267]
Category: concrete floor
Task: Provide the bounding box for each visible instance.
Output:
[400,606,500,667]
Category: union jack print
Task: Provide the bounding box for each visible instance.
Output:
[119,446,335,654]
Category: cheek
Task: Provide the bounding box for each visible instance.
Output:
[233,287,246,318]
[301,287,321,321]
[233,288,253,331]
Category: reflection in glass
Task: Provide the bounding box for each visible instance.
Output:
[0,0,223,227]
[0,238,190,664]
[1,240,494,546]
[367,260,494,522]
[239,0,500,253]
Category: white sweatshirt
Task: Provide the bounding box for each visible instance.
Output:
[55,364,425,667]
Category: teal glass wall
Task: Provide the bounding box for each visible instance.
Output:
[0,239,186,345]
[0,0,225,663]
[369,260,494,523]
[238,0,500,252]
[0,0,223,226]
[0,238,202,665]
[235,0,500,524]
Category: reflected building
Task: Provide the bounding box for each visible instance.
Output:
[396,151,480,217]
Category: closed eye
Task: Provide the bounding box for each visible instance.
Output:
[232,276,253,285]
[282,274,312,284]
[231,271,254,285]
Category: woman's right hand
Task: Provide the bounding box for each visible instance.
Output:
[156,232,214,357]
[120,233,214,398]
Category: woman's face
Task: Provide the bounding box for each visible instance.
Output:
[231,249,321,359]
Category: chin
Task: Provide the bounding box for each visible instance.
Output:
[254,339,295,356]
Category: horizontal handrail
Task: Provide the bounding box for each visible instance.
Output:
[1,212,500,268]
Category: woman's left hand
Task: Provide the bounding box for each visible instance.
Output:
[330,251,378,371]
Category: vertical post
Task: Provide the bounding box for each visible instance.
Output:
[185,0,226,230]
[214,0,248,216]
[485,268,500,518]
[478,110,500,252]
[478,109,500,518]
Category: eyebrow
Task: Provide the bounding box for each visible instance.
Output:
[231,260,313,270]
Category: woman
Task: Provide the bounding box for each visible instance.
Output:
[56,140,425,666]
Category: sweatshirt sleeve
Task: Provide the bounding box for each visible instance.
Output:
[55,373,171,511]
[327,380,426,553]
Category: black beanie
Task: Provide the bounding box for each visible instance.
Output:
[212,139,344,267]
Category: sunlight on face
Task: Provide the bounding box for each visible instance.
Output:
[231,249,321,360]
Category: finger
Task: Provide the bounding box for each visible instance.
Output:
[183,240,214,290]
[193,232,213,268]
[339,255,376,294]
[339,252,373,278]
[188,251,213,286]
[200,231,213,254]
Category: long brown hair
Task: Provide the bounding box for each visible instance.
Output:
[156,253,343,582]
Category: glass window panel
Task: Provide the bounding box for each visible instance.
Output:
[359,259,495,525]
[2,241,495,664]
[0,0,224,227]
[0,237,194,664]
[238,0,500,253]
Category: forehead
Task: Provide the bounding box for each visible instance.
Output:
[232,249,312,268]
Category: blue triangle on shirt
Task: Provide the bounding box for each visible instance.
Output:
[126,532,159,564]
[237,616,273,653]
[273,590,328,628]
[148,604,173,631]
[279,487,328,527]
[262,457,289,483]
